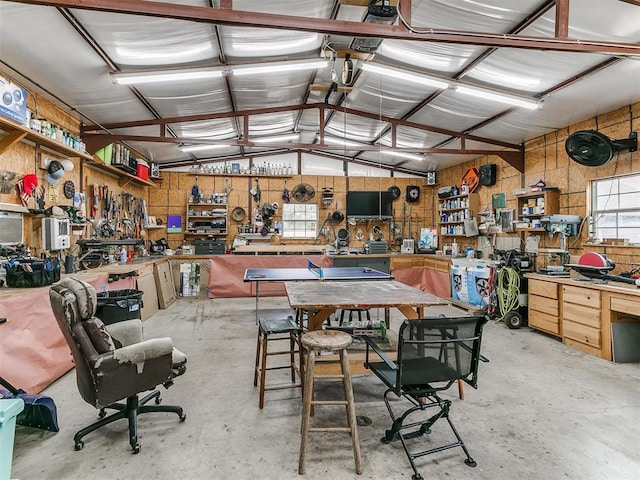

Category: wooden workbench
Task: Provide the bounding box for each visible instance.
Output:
[525,273,640,362]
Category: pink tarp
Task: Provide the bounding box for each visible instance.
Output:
[207,255,332,298]
[0,274,136,394]
[391,267,451,298]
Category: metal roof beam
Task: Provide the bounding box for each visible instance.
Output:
[8,0,640,56]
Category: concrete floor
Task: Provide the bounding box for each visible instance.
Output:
[10,296,640,480]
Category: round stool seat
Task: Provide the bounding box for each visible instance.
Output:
[302,329,352,351]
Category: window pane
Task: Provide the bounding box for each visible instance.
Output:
[619,193,640,210]
[595,213,617,228]
[595,194,618,210]
[619,177,640,194]
[619,213,640,227]
[594,179,618,196]
[618,228,640,244]
[598,228,617,239]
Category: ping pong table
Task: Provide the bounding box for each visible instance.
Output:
[243,260,394,324]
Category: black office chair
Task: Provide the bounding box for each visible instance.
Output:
[363,315,488,480]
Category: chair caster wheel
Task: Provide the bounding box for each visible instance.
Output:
[180,413,187,422]
[155,396,162,405]
[74,441,84,451]
[465,458,477,467]
[412,474,423,480]
[132,444,141,454]
[98,409,106,418]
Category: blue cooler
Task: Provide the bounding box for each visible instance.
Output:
[0,398,24,480]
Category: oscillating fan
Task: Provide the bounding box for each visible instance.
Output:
[565,130,637,166]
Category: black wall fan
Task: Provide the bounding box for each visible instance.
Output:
[292,183,315,202]
[565,130,637,167]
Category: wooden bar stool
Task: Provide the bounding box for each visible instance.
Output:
[298,330,362,475]
[253,314,304,409]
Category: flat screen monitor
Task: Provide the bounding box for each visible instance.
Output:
[346,191,393,219]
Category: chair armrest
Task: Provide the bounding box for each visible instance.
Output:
[362,335,397,371]
[94,338,173,372]
[106,319,144,347]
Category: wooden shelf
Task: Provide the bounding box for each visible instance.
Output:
[0,115,93,160]
[187,173,292,178]
[84,160,156,187]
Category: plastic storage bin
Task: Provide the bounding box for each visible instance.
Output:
[96,289,143,325]
[136,159,149,180]
[0,398,24,480]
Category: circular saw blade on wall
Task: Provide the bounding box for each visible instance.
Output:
[292,183,315,202]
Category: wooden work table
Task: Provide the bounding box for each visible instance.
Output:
[524,273,640,362]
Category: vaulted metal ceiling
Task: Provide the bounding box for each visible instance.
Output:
[1,0,639,177]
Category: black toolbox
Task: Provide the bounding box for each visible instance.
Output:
[194,239,226,255]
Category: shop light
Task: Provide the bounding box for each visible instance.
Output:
[361,63,450,90]
[179,144,232,153]
[251,134,300,144]
[231,59,328,76]
[112,68,224,85]
[379,150,424,162]
[455,85,541,110]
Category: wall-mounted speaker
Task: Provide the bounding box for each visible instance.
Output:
[150,162,160,178]
[406,185,420,202]
[479,163,497,186]
[426,171,436,185]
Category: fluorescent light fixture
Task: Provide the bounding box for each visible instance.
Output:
[322,136,368,148]
[251,134,300,144]
[232,59,328,76]
[361,63,449,90]
[112,68,224,85]
[455,85,541,110]
[379,150,424,162]
[180,144,232,153]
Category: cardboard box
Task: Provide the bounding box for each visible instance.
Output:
[0,77,27,125]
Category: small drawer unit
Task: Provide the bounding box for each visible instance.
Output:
[562,285,602,355]
[528,278,561,336]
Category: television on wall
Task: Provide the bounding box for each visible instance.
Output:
[346,191,393,219]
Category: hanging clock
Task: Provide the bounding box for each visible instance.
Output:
[63,180,75,199]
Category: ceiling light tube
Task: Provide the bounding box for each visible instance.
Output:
[252,134,300,144]
[361,63,449,90]
[179,144,231,153]
[232,59,328,76]
[322,136,368,148]
[112,68,224,85]
[455,85,540,110]
[379,150,424,162]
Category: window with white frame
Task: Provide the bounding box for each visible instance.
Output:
[590,173,640,244]
[281,203,318,238]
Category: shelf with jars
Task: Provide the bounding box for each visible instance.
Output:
[437,192,479,237]
[0,115,92,161]
[185,197,228,237]
[188,161,294,176]
[515,189,559,231]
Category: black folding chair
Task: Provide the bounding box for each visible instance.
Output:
[364,315,488,480]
